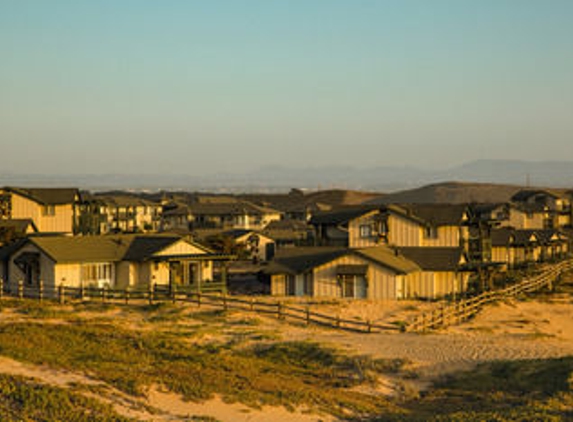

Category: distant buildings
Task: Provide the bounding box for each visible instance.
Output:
[1,185,572,300]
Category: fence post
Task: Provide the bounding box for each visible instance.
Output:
[277,301,283,320]
[171,284,177,304]
[80,283,85,301]
[58,285,65,304]
[38,280,44,302]
[0,278,3,300]
[125,288,130,305]
[148,283,154,305]
[367,320,372,334]
[250,298,255,311]
[336,315,341,328]
[197,292,201,308]
[18,280,23,299]
[547,275,554,292]
[305,305,310,326]
[223,294,228,311]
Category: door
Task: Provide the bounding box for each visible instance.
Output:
[355,276,367,299]
[341,275,354,298]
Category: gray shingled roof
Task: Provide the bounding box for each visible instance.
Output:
[23,234,209,263]
[265,247,348,275]
[4,187,79,205]
[396,247,465,271]
[399,204,468,227]
[0,219,37,233]
[354,246,421,274]
[309,206,379,226]
[491,227,514,247]
[266,245,421,275]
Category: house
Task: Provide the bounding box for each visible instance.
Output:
[397,204,470,248]
[187,197,282,230]
[310,206,380,247]
[0,187,81,234]
[396,247,470,298]
[499,203,551,230]
[489,227,569,267]
[222,229,276,262]
[239,188,379,222]
[2,234,232,296]
[311,203,469,249]
[262,219,314,248]
[265,245,469,300]
[78,194,163,234]
[161,202,192,232]
[511,189,572,228]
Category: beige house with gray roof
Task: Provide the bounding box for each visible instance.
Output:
[3,234,231,296]
[0,187,80,234]
[266,245,469,300]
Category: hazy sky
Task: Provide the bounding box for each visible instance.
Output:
[1,1,572,175]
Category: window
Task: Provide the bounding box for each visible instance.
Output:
[359,224,372,238]
[303,273,313,296]
[339,275,367,299]
[42,205,56,216]
[81,263,114,287]
[286,275,296,296]
[424,226,438,239]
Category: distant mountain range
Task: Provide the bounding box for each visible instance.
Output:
[1,159,572,192]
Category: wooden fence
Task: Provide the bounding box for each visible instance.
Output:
[406,260,573,332]
[0,280,399,334]
[2,259,571,335]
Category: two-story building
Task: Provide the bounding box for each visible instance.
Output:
[0,187,80,234]
[78,194,162,234]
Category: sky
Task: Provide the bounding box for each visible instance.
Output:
[1,0,572,175]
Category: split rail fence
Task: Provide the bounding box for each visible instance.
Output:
[1,259,571,335]
[0,280,398,334]
[406,260,573,332]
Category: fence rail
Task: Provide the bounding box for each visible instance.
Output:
[2,259,571,335]
[406,260,573,332]
[0,280,398,334]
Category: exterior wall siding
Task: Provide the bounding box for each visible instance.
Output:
[348,211,379,248]
[313,255,399,300]
[9,194,74,233]
[422,226,464,247]
[387,214,422,247]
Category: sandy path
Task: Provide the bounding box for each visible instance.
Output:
[275,297,573,379]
